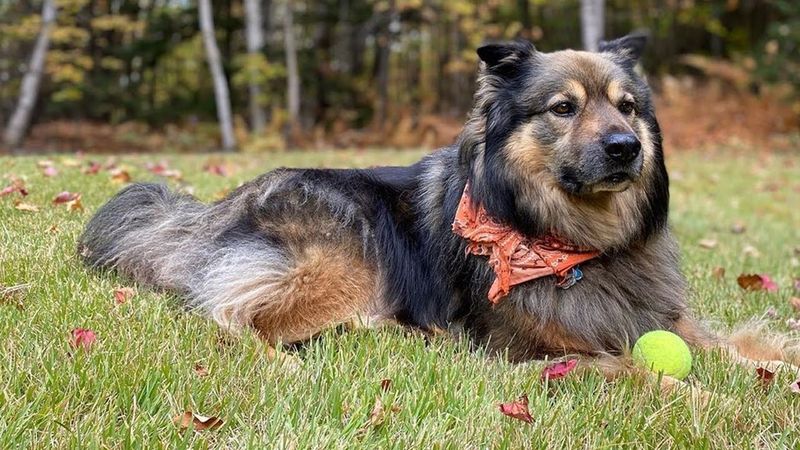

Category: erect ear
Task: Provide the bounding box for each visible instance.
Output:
[477,40,536,76]
[599,33,648,66]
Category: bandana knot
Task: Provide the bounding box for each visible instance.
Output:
[451,183,600,303]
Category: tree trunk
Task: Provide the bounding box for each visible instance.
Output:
[198,0,237,151]
[3,0,57,149]
[244,0,267,133]
[374,0,396,127]
[580,0,605,52]
[282,1,300,143]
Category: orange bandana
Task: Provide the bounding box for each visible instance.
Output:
[451,184,600,304]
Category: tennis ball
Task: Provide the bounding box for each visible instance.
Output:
[632,330,692,380]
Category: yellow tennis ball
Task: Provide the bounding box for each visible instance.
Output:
[632,330,692,380]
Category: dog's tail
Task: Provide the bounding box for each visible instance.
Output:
[78,183,210,293]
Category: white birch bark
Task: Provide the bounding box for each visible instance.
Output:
[244,0,266,133]
[3,0,57,148]
[198,0,237,151]
[580,0,605,52]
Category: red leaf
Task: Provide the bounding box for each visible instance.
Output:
[737,274,778,293]
[203,163,228,177]
[70,328,96,350]
[498,395,533,424]
[541,359,578,381]
[756,367,776,385]
[113,287,136,304]
[42,165,58,177]
[52,191,80,204]
[83,161,102,175]
[380,378,392,392]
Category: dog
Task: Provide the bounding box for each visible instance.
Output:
[79,34,797,383]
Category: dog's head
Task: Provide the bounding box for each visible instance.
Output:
[460,35,668,251]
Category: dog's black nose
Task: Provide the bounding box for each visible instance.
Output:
[603,133,641,164]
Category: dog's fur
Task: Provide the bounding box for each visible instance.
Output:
[79,35,797,374]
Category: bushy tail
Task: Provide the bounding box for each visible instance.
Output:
[78,183,210,293]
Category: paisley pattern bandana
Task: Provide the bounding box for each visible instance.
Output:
[451,183,600,304]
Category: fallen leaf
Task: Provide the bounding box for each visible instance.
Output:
[790,379,800,394]
[790,297,800,312]
[109,168,131,184]
[47,224,59,233]
[0,283,28,309]
[498,395,533,424]
[786,318,800,331]
[37,159,54,168]
[42,165,58,177]
[83,161,102,174]
[193,363,209,377]
[52,191,80,204]
[172,411,223,431]
[737,274,778,293]
[765,307,778,319]
[203,163,228,177]
[147,161,182,180]
[756,367,775,386]
[380,379,392,392]
[13,200,39,212]
[730,221,747,234]
[364,396,400,429]
[0,178,29,197]
[113,287,136,304]
[541,359,578,381]
[742,245,761,258]
[61,158,81,168]
[794,278,800,293]
[70,328,96,350]
[711,266,726,280]
[213,188,230,201]
[698,238,718,249]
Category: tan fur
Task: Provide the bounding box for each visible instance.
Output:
[251,243,378,344]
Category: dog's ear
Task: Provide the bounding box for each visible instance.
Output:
[599,33,647,67]
[477,40,536,77]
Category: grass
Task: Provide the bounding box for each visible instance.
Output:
[1,147,799,448]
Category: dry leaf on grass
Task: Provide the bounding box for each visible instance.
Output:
[113,287,136,304]
[363,396,401,429]
[711,266,726,280]
[109,168,131,184]
[0,179,28,197]
[13,200,39,212]
[203,163,229,177]
[0,283,29,309]
[786,318,800,331]
[756,367,776,386]
[70,328,96,351]
[173,411,223,431]
[789,297,800,312]
[498,395,533,424]
[698,239,718,249]
[193,363,209,377]
[730,221,747,234]
[380,379,392,392]
[52,192,83,211]
[790,379,800,394]
[541,359,578,381]
[737,274,778,293]
[82,161,102,175]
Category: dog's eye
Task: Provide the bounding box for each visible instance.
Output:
[550,102,576,116]
[619,101,636,115]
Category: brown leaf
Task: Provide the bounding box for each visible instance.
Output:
[0,283,28,309]
[203,163,228,177]
[742,245,761,258]
[82,161,102,175]
[380,379,392,392]
[711,266,726,280]
[498,395,533,424]
[756,367,776,386]
[730,221,747,234]
[789,297,800,312]
[13,200,39,212]
[698,238,718,249]
[786,318,800,331]
[110,168,131,184]
[113,287,136,304]
[737,274,778,293]
[541,359,578,381]
[172,411,223,431]
[363,396,401,430]
[193,363,209,377]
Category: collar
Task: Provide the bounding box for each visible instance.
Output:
[451,183,600,304]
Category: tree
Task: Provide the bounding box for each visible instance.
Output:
[282,1,300,143]
[198,0,237,151]
[244,0,266,133]
[580,0,605,52]
[3,0,57,149]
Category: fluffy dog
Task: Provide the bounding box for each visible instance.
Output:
[79,35,797,377]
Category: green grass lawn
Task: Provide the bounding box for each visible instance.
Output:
[1,148,799,448]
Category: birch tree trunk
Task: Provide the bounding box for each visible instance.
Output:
[580,0,605,52]
[244,0,266,134]
[198,0,237,151]
[282,1,300,142]
[3,0,57,149]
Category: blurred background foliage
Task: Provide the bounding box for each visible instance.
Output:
[0,0,798,152]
